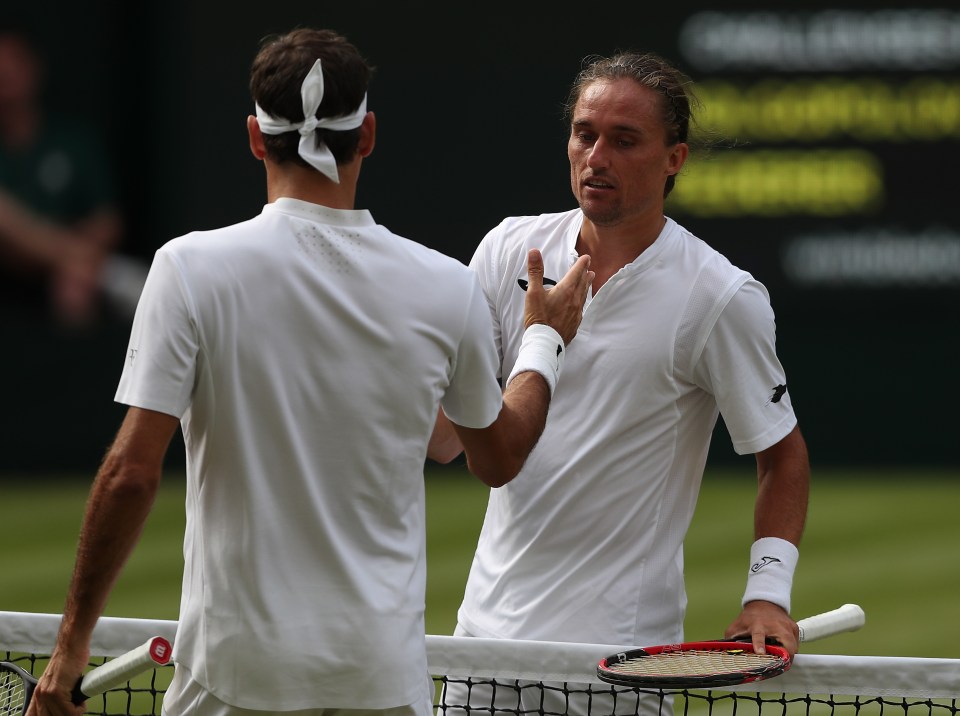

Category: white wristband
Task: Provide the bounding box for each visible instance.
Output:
[505,324,565,396]
[741,537,799,613]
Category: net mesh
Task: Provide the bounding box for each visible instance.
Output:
[1,611,957,716]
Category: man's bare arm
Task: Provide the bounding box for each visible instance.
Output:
[724,426,810,658]
[27,407,179,716]
[455,249,593,487]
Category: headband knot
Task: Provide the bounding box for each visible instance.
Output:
[298,117,319,135]
[254,58,367,184]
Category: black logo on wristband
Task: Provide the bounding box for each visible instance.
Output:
[751,556,782,572]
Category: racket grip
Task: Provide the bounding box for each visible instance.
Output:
[71,636,172,703]
[797,603,865,643]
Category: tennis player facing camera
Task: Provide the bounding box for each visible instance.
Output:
[26,28,592,716]
[436,51,810,714]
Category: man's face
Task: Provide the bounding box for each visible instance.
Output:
[567,78,687,228]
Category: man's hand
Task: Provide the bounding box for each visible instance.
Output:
[724,601,800,659]
[26,647,89,716]
[522,249,593,345]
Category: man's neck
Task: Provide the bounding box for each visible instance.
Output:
[577,213,666,264]
[264,161,358,210]
[575,213,667,292]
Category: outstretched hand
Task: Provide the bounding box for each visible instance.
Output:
[522,249,593,345]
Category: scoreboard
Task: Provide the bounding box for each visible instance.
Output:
[653,8,959,465]
[668,8,960,294]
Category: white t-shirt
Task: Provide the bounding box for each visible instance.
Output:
[116,198,502,711]
[458,210,797,647]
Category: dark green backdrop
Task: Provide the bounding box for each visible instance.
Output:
[3,1,957,471]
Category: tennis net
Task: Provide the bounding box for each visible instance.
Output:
[2,611,957,716]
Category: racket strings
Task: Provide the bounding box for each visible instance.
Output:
[0,669,27,716]
[607,649,784,677]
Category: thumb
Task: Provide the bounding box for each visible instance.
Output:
[526,248,545,291]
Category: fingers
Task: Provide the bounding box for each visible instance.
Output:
[527,250,593,294]
[580,257,595,296]
[729,603,799,660]
[564,255,593,307]
[521,249,594,340]
[553,253,592,289]
[525,248,545,292]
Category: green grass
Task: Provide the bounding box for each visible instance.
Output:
[681,467,960,658]
[2,466,958,659]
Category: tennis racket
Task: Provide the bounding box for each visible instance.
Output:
[0,635,171,715]
[597,603,865,690]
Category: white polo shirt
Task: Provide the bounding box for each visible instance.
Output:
[459,210,797,647]
[116,198,502,710]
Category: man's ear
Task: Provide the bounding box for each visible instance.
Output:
[357,111,376,158]
[666,141,689,177]
[247,115,266,160]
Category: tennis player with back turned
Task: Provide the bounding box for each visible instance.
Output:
[26,28,593,716]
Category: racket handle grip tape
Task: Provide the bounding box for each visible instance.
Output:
[797,603,865,643]
[71,636,172,703]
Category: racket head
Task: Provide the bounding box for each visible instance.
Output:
[0,661,37,716]
[597,640,791,690]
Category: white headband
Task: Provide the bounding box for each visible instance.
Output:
[254,58,367,184]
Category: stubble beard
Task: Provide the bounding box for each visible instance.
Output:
[579,196,623,228]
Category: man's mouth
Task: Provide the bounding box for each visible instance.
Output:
[584,177,614,190]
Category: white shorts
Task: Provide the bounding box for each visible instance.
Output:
[162,664,433,716]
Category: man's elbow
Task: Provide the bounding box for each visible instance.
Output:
[465,453,525,488]
[427,443,463,465]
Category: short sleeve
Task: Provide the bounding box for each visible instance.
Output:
[439,274,503,429]
[468,225,506,381]
[693,280,798,455]
[114,247,199,418]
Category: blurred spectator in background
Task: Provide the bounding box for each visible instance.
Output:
[0,23,144,328]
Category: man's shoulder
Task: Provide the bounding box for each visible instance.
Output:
[478,210,581,258]
[668,217,752,281]
[163,216,258,248]
[154,215,271,274]
[378,227,475,275]
[494,208,581,235]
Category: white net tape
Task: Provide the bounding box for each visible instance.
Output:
[3,611,958,701]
